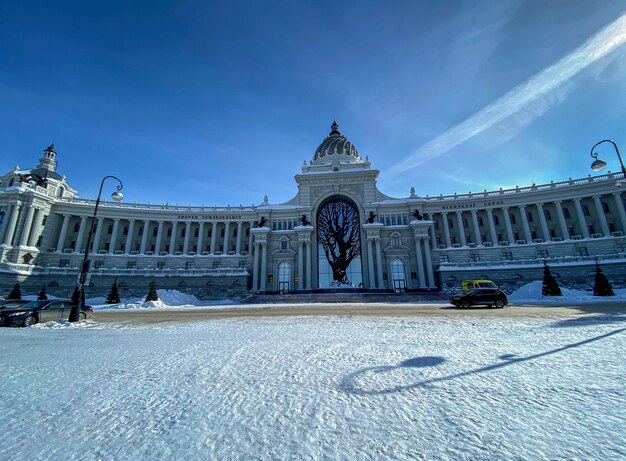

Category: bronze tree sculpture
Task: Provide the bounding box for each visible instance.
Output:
[317,199,361,284]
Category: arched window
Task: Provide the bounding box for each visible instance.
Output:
[562,207,570,219]
[601,202,610,213]
[492,215,499,225]
[544,210,552,221]
[526,212,533,222]
[390,259,406,291]
[277,261,291,293]
[582,205,590,216]
[56,186,64,197]
[509,214,516,224]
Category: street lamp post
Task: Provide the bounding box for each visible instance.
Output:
[69,176,124,322]
[590,139,626,176]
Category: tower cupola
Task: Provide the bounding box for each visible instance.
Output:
[37,143,58,172]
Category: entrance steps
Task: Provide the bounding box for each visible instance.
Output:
[241,291,449,304]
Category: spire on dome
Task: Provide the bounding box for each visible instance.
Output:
[329,120,341,136]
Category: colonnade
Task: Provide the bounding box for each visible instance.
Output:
[0,203,45,248]
[426,192,626,249]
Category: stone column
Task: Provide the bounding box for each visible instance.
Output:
[248,223,254,254]
[366,238,376,289]
[375,238,384,289]
[486,209,497,245]
[2,204,21,246]
[536,204,551,242]
[236,222,243,254]
[168,221,178,254]
[613,192,626,233]
[223,222,231,254]
[125,219,136,253]
[470,209,482,246]
[154,220,164,254]
[140,220,150,254]
[423,237,435,288]
[592,195,610,236]
[27,208,43,247]
[573,199,590,238]
[252,242,260,291]
[196,222,205,254]
[305,241,312,290]
[455,212,466,246]
[0,206,11,244]
[183,221,191,254]
[554,201,570,240]
[424,213,437,250]
[260,242,267,292]
[210,222,217,254]
[109,218,120,254]
[75,216,88,252]
[518,206,532,242]
[297,241,304,290]
[18,206,36,247]
[414,236,426,288]
[92,217,105,253]
[502,207,514,244]
[56,214,70,252]
[441,213,451,248]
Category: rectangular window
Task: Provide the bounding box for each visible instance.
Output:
[157,261,166,269]
[127,261,136,269]
[94,261,104,269]
[59,259,70,268]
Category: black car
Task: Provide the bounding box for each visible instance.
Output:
[449,288,508,309]
[1,299,93,327]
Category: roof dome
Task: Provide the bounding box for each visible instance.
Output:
[312,121,362,165]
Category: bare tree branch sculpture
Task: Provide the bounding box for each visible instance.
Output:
[317,199,361,284]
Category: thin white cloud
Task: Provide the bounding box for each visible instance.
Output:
[386,13,626,177]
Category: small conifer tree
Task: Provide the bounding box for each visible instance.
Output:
[106,278,121,304]
[8,282,21,300]
[37,285,48,300]
[593,263,614,296]
[542,263,562,296]
[145,280,159,302]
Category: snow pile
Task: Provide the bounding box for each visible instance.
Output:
[91,289,237,310]
[509,280,626,305]
[30,319,101,329]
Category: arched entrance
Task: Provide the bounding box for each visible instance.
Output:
[390,258,407,292]
[316,196,363,288]
[278,261,291,293]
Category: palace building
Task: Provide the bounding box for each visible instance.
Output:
[1,122,625,299]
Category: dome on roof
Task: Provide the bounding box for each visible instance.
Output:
[312,121,362,165]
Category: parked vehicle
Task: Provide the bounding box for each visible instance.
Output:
[450,288,508,309]
[461,279,498,292]
[0,299,31,309]
[1,299,92,327]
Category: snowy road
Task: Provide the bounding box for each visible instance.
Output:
[1,314,625,460]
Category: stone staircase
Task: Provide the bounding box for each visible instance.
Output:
[241,291,449,304]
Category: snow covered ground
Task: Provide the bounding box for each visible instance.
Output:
[1,315,624,460]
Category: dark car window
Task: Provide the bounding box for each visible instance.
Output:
[48,302,65,310]
[0,301,28,309]
[21,301,51,309]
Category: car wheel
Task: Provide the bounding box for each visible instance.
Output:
[495,300,505,309]
[80,312,87,320]
[461,300,471,309]
[23,315,37,327]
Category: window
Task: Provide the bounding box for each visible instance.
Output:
[509,214,516,224]
[107,224,114,234]
[239,260,246,268]
[194,227,199,237]
[462,218,468,228]
[123,225,128,236]
[280,240,289,250]
[492,215,499,225]
[582,205,590,216]
[562,207,571,219]
[126,261,136,269]
[56,186,64,197]
[157,261,166,269]
[153,227,158,236]
[526,212,533,222]
[447,219,454,229]
[602,202,610,213]
[478,217,484,226]
[73,222,81,232]
[502,251,513,260]
[138,226,144,236]
[544,210,552,221]
[42,215,47,226]
[59,259,70,268]
[391,234,402,248]
[220,228,225,237]
[167,227,172,237]
[185,261,194,270]
[212,260,221,269]
[246,228,250,237]
[181,227,186,237]
[94,261,104,269]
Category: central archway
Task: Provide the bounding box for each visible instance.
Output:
[316,196,363,288]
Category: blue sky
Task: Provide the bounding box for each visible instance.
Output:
[1,0,626,205]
